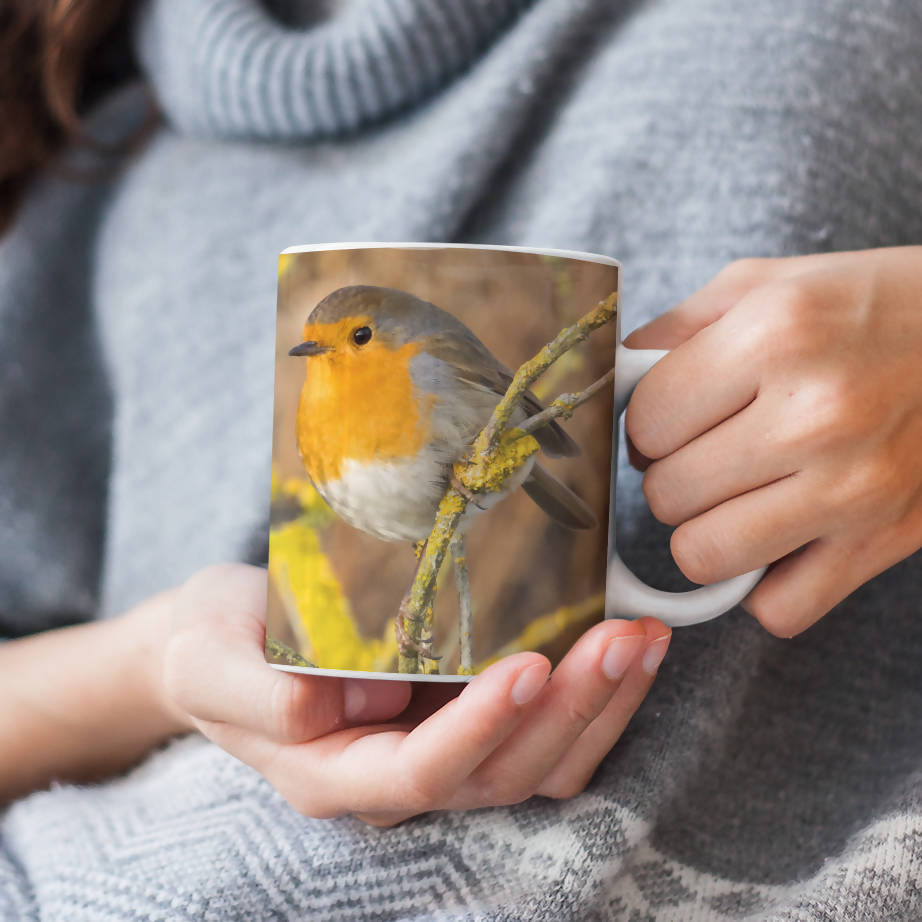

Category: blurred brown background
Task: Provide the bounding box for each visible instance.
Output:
[269,246,619,672]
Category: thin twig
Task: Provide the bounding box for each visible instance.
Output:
[451,535,473,675]
[515,367,614,438]
[473,291,618,457]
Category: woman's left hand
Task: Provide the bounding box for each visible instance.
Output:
[623,246,922,637]
[160,564,671,829]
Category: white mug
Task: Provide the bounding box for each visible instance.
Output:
[265,242,764,680]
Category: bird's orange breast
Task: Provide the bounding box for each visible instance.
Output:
[295,323,435,484]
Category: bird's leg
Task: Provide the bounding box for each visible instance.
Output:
[395,596,442,662]
[451,535,474,675]
[400,540,427,625]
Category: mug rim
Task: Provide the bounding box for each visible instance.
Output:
[280,241,620,269]
[271,663,478,683]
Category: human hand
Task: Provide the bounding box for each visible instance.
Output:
[159,563,670,827]
[623,246,922,637]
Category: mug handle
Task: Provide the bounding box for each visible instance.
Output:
[606,345,766,626]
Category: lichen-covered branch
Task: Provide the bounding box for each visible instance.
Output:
[266,635,316,668]
[471,290,618,459]
[515,368,614,438]
[396,291,618,674]
[397,492,468,673]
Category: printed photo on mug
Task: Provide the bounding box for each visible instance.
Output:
[265,244,620,679]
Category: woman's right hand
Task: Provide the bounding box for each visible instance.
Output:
[158,563,670,828]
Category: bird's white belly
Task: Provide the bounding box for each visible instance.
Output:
[318,454,448,542]
[317,452,535,543]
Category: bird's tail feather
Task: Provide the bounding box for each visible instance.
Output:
[522,463,597,530]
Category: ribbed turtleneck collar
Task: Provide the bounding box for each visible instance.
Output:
[134,0,532,139]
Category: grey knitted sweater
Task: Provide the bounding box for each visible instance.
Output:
[2,0,922,919]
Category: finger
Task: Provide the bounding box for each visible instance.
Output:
[351,622,664,821]
[536,619,670,799]
[165,564,411,742]
[622,251,853,353]
[623,259,785,470]
[238,653,552,818]
[623,258,780,350]
[392,681,466,726]
[669,470,831,585]
[742,529,902,637]
[350,809,421,828]
[625,432,654,472]
[442,620,648,810]
[641,393,796,526]
[624,304,761,462]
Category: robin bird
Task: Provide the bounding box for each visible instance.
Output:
[288,284,597,665]
[288,284,596,542]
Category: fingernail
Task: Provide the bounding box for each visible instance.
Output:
[601,634,646,680]
[510,662,549,706]
[642,635,671,675]
[343,682,367,720]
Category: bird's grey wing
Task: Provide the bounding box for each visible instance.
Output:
[522,463,597,530]
[424,331,580,458]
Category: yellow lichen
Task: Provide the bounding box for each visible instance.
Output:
[475,592,605,670]
[269,518,395,672]
[457,429,539,495]
[271,466,336,528]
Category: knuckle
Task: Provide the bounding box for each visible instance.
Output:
[717,257,774,290]
[746,594,794,638]
[781,373,862,453]
[760,282,828,356]
[670,525,724,585]
[836,454,902,513]
[745,587,811,639]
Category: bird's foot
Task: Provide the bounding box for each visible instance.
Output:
[412,539,427,560]
[394,609,441,661]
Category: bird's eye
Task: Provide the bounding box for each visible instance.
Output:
[352,326,372,346]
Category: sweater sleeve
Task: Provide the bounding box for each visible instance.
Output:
[0,87,147,637]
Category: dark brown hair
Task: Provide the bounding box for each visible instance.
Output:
[0,0,152,235]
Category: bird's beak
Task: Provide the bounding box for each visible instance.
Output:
[288,340,331,357]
